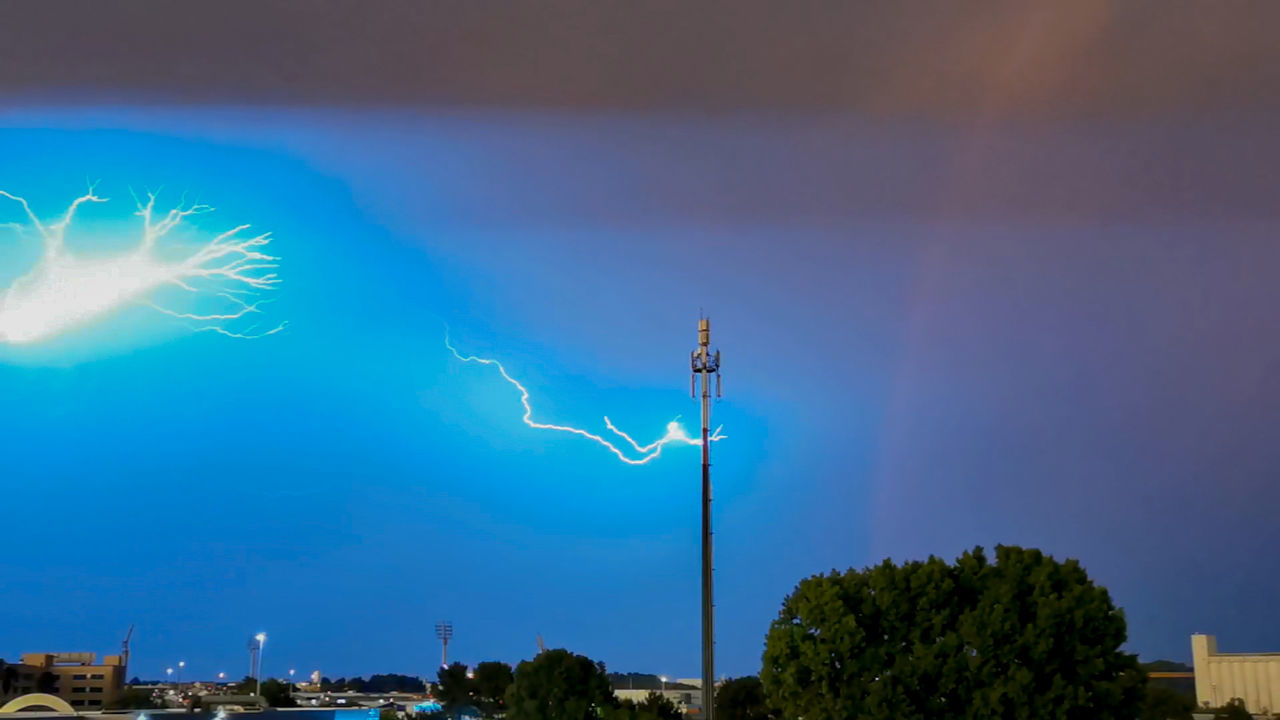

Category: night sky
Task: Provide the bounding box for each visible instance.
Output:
[2,1,1279,683]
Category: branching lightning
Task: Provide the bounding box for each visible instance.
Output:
[446,334,724,465]
[0,186,284,345]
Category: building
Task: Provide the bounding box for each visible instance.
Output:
[609,675,701,715]
[1192,634,1280,713]
[1,652,127,711]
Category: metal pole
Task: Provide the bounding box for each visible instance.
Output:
[691,317,720,720]
[435,622,453,669]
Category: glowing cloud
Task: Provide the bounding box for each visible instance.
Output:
[0,187,284,344]
[446,334,724,465]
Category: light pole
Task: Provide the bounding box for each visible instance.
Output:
[166,668,174,688]
[435,622,453,668]
[254,633,267,696]
[289,669,295,698]
[660,676,668,693]
[178,661,185,688]
[218,672,226,687]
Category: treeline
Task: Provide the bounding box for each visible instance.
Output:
[118,545,1256,720]
[320,674,426,693]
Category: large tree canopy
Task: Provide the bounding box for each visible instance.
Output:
[762,545,1145,720]
[506,649,617,720]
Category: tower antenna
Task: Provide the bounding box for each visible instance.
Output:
[691,315,721,720]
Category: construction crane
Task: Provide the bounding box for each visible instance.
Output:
[121,625,134,672]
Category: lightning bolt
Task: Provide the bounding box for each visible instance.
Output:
[0,186,284,344]
[445,334,724,465]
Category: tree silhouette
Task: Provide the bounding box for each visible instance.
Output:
[716,676,775,720]
[472,661,514,716]
[1141,684,1194,720]
[434,663,473,711]
[1211,698,1252,720]
[763,545,1145,720]
[506,649,616,720]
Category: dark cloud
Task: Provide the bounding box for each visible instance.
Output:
[2,1,1279,117]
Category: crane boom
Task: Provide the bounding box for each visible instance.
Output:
[121,624,134,671]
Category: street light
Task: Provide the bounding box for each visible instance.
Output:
[218,672,226,685]
[166,668,174,688]
[660,676,668,693]
[289,669,295,698]
[178,661,185,687]
[254,633,267,697]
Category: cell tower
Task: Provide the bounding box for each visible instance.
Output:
[435,621,453,668]
[691,316,721,720]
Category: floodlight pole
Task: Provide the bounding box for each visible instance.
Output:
[435,621,453,668]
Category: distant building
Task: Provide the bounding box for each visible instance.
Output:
[609,674,701,714]
[1,652,126,711]
[1192,634,1280,713]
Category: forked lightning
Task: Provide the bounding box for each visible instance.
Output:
[446,334,724,465]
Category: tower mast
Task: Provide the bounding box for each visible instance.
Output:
[691,316,721,720]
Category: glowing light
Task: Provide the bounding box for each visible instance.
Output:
[445,334,724,465]
[0,186,284,344]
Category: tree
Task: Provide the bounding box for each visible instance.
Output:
[368,674,425,693]
[762,545,1146,720]
[259,678,298,707]
[472,661,514,716]
[716,676,775,720]
[435,663,473,711]
[602,698,676,720]
[380,708,401,720]
[635,691,681,720]
[1142,684,1194,720]
[505,649,617,720]
[344,676,370,693]
[1,661,18,696]
[230,675,256,695]
[1211,698,1252,720]
[230,676,296,707]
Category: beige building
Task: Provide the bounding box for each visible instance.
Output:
[1192,634,1280,713]
[614,687,699,713]
[6,652,127,711]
